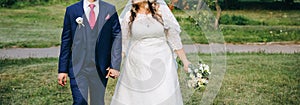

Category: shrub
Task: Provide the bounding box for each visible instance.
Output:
[0,0,78,8]
[220,14,262,25]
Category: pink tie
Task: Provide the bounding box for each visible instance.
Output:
[89,4,96,29]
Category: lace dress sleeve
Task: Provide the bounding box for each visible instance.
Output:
[121,12,131,54]
[158,4,183,51]
[165,19,183,51]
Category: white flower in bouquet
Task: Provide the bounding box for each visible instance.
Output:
[196,73,202,78]
[189,73,195,79]
[204,64,209,71]
[188,80,197,88]
[199,64,203,70]
[187,80,193,88]
[194,68,199,73]
[197,80,203,87]
[188,67,192,73]
[201,78,209,84]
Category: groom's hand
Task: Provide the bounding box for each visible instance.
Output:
[106,67,120,79]
[58,73,68,87]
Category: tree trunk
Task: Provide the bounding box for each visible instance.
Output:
[215,0,221,29]
[196,0,204,10]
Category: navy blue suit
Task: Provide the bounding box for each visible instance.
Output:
[58,0,121,104]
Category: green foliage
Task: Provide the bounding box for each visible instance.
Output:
[220,14,262,25]
[0,0,78,8]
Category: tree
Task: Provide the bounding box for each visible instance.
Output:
[214,0,221,29]
[198,0,221,29]
[284,0,294,5]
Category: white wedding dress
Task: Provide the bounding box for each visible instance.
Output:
[111,9,184,105]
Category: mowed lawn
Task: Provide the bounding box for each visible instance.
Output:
[0,53,299,104]
[0,5,65,48]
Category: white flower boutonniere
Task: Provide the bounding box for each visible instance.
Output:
[76,17,85,27]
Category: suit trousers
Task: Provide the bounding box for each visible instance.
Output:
[70,65,107,105]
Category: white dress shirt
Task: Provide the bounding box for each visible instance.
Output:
[84,0,99,22]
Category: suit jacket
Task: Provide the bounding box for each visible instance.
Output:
[58,0,122,79]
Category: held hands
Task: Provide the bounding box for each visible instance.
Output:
[58,73,68,87]
[106,67,120,79]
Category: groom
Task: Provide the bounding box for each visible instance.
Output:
[57,0,121,105]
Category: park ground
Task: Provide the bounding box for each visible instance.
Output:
[0,1,299,104]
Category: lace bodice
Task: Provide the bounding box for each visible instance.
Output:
[131,14,165,40]
[121,12,183,54]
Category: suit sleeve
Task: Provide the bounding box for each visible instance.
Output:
[58,7,72,73]
[110,6,122,71]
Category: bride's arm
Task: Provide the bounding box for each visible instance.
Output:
[175,49,191,71]
[166,21,191,71]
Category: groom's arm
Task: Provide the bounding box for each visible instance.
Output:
[58,7,72,74]
[110,7,122,71]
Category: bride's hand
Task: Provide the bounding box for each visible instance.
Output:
[183,61,191,72]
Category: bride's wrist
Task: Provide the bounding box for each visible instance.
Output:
[182,60,191,66]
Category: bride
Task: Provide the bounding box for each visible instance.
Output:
[111,0,190,104]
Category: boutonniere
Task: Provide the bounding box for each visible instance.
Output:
[76,17,85,27]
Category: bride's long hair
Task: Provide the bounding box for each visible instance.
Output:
[129,0,164,33]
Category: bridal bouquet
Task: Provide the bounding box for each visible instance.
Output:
[187,62,211,89]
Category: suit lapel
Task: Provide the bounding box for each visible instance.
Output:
[76,0,84,18]
[96,1,108,36]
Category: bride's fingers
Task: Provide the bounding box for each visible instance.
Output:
[183,66,189,72]
[110,73,115,77]
[113,70,120,77]
[106,71,112,78]
[111,71,120,78]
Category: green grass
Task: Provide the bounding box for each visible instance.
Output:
[174,10,300,26]
[0,58,72,104]
[0,5,65,48]
[177,15,300,44]
[1,53,299,104]
[222,10,300,26]
[221,25,300,43]
[175,9,300,44]
[179,20,300,44]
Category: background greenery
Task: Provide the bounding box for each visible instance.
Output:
[0,0,299,105]
[0,53,299,104]
[0,0,79,8]
[0,1,299,48]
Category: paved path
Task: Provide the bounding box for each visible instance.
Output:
[0,44,299,59]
